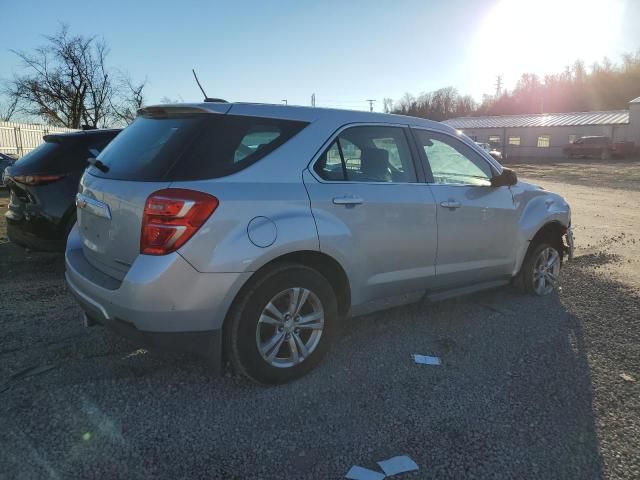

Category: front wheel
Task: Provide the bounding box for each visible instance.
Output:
[521,243,562,296]
[225,264,337,384]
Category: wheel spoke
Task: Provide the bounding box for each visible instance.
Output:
[293,289,310,317]
[288,335,300,364]
[535,276,545,292]
[293,333,309,360]
[296,311,323,330]
[546,250,559,268]
[264,302,285,321]
[260,332,285,362]
[288,288,301,316]
[259,314,283,327]
[546,272,557,285]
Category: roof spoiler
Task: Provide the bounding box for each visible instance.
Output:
[137,103,231,118]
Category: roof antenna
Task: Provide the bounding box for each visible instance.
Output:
[192,69,228,103]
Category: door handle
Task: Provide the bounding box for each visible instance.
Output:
[440,200,461,209]
[333,195,364,206]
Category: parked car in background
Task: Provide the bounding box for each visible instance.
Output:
[475,142,491,153]
[475,142,503,161]
[66,103,572,384]
[4,129,120,250]
[1,153,17,187]
[563,136,635,159]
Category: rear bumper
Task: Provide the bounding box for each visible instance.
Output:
[81,308,222,362]
[7,221,66,251]
[65,227,252,361]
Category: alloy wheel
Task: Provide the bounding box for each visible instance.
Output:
[255,288,324,368]
[532,247,561,295]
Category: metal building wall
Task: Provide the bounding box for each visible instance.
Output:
[460,124,632,159]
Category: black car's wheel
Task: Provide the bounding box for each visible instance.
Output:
[225,264,337,384]
[520,242,562,296]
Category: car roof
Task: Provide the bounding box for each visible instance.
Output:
[140,102,457,134]
[43,128,121,143]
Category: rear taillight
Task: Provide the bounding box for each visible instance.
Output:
[12,174,65,186]
[141,189,219,255]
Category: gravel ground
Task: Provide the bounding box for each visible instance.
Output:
[0,163,638,479]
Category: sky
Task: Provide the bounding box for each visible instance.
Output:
[1,0,639,112]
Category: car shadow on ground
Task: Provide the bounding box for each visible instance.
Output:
[3,247,634,478]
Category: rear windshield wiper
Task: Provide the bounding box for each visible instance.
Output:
[87,157,109,173]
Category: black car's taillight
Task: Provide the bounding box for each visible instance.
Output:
[11,174,65,186]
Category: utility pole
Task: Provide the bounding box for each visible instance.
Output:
[311,93,316,107]
[366,99,376,112]
[281,99,287,105]
[495,75,503,97]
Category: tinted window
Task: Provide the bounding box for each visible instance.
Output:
[87,132,119,158]
[314,141,344,181]
[92,115,308,181]
[415,130,493,186]
[314,126,417,183]
[14,142,61,168]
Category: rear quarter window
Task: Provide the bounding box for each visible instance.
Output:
[91,115,308,181]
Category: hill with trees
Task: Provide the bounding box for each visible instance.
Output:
[391,51,640,121]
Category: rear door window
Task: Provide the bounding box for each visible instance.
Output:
[91,115,308,181]
[314,126,417,183]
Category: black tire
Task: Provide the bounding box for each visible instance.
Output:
[225,263,337,385]
[520,242,562,296]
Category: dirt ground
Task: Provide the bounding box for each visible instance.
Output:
[0,162,639,479]
[510,160,640,291]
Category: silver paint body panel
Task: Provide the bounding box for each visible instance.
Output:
[65,103,571,335]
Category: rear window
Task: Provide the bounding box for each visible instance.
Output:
[90,115,309,181]
[14,141,92,173]
[14,133,118,173]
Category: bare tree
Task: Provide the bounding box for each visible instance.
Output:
[6,25,144,128]
[382,98,394,113]
[110,75,147,125]
[0,95,19,121]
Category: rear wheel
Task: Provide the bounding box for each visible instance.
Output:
[521,243,562,296]
[225,264,337,384]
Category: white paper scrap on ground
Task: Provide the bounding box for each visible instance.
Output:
[377,455,419,476]
[412,354,441,365]
[345,465,386,480]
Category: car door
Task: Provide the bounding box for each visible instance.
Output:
[412,128,518,289]
[303,124,438,307]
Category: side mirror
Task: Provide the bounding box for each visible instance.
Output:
[491,168,517,187]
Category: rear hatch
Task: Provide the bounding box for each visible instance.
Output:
[6,139,84,218]
[77,105,309,280]
[6,132,118,216]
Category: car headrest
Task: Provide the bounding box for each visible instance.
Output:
[361,148,390,180]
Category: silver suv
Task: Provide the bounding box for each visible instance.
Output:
[65,102,573,384]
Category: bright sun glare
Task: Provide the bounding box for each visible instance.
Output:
[474,0,625,89]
